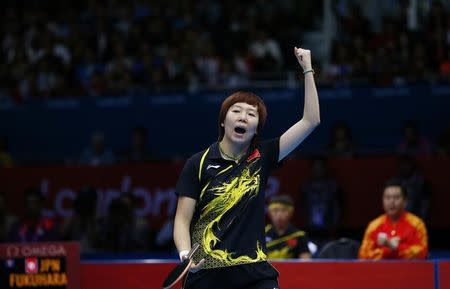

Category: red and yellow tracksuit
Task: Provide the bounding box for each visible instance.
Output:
[359,211,428,259]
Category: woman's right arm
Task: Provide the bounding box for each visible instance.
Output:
[173,196,197,256]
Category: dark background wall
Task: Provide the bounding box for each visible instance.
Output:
[1,85,449,162]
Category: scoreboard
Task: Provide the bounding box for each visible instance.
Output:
[0,242,80,289]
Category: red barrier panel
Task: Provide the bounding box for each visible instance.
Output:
[80,261,435,289]
[81,262,181,289]
[274,261,434,289]
[441,261,450,289]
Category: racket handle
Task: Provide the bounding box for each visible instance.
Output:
[187,243,200,259]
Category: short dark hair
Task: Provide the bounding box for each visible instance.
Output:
[383,180,408,198]
[268,194,294,207]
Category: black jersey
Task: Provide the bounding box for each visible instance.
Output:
[176,138,279,269]
[265,224,310,259]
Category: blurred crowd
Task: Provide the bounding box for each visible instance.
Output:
[0,188,161,253]
[2,1,450,103]
[326,120,450,158]
[0,0,319,102]
[326,1,450,86]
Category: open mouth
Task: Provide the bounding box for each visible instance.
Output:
[234,126,246,134]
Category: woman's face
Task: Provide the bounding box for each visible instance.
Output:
[222,102,259,145]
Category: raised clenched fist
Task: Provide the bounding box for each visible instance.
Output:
[294,47,312,72]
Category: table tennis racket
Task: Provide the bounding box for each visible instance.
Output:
[162,243,200,289]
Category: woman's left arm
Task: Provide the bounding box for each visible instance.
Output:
[279,47,320,161]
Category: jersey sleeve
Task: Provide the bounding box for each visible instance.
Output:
[398,217,428,259]
[175,156,201,200]
[259,137,281,170]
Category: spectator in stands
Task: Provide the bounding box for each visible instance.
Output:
[397,120,432,156]
[62,186,100,253]
[426,1,447,71]
[79,131,116,166]
[408,43,430,84]
[221,60,249,89]
[328,121,356,157]
[265,195,311,259]
[359,180,428,259]
[333,2,370,41]
[8,188,61,243]
[0,192,17,242]
[325,43,353,83]
[300,157,342,233]
[248,30,283,73]
[0,136,14,167]
[120,126,153,163]
[390,156,431,220]
[8,47,35,102]
[195,42,221,87]
[74,48,106,97]
[104,42,133,96]
[97,193,150,252]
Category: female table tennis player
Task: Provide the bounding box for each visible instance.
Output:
[173,47,320,289]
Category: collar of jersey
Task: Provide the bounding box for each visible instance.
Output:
[208,142,254,161]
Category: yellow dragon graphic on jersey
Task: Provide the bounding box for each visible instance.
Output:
[198,165,266,266]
